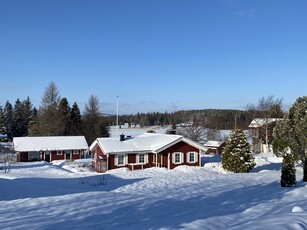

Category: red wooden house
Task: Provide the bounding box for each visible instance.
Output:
[13,136,88,162]
[90,133,207,173]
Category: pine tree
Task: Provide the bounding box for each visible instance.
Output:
[3,101,13,140]
[0,106,9,142]
[280,152,296,187]
[22,97,34,136]
[58,98,71,135]
[69,102,82,135]
[273,96,307,183]
[222,129,255,173]
[12,99,24,137]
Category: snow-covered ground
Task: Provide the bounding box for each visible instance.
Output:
[1,153,307,230]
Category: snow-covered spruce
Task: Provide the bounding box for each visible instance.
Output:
[222,129,255,173]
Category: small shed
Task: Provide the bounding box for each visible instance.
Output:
[204,141,225,155]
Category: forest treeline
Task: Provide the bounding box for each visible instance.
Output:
[115,109,255,130]
[0,82,284,144]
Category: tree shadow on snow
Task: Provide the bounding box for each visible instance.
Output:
[0,175,145,201]
[251,162,282,173]
[45,181,288,230]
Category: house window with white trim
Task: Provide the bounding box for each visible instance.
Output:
[117,155,125,166]
[173,152,183,164]
[139,154,145,163]
[73,149,79,155]
[137,154,147,164]
[57,151,62,155]
[187,152,197,163]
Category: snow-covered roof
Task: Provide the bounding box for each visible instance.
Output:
[204,141,224,148]
[13,136,88,152]
[91,133,206,154]
[248,118,280,128]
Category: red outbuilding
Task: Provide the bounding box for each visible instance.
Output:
[13,136,89,162]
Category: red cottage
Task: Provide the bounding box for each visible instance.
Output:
[90,133,207,173]
[13,136,89,162]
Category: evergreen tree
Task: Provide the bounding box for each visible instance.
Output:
[222,129,255,173]
[0,106,9,141]
[99,117,110,138]
[57,98,71,135]
[12,99,24,137]
[273,118,296,187]
[22,97,34,136]
[3,101,13,140]
[280,152,296,187]
[69,102,82,135]
[273,96,307,182]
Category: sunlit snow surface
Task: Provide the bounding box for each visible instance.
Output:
[1,153,307,230]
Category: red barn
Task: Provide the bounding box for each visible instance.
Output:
[13,136,88,162]
[90,133,206,173]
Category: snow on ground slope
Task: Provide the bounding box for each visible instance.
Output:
[1,153,307,230]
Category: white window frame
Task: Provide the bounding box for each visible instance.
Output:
[57,151,62,155]
[172,152,183,164]
[73,149,79,155]
[137,154,147,164]
[116,154,126,166]
[187,151,197,163]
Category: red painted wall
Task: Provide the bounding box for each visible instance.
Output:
[160,141,199,169]
[92,141,200,172]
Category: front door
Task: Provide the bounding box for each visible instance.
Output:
[45,153,50,162]
[65,151,71,160]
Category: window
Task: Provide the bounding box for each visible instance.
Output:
[139,154,145,163]
[117,155,125,166]
[173,152,183,164]
[73,150,79,155]
[45,151,50,155]
[187,152,197,163]
[57,151,62,155]
[137,154,147,164]
[29,151,39,161]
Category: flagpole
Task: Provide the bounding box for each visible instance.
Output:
[116,96,119,138]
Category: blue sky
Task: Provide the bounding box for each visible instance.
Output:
[1,0,307,115]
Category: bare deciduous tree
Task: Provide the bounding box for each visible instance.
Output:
[41,81,61,108]
[2,147,15,173]
[246,95,284,145]
[177,125,206,143]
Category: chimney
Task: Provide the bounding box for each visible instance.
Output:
[120,133,125,141]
